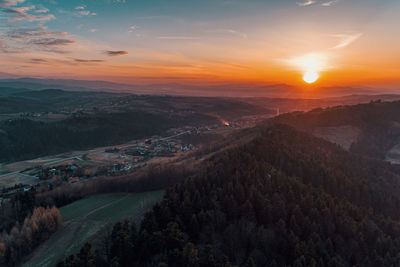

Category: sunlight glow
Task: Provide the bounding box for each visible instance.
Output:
[283,53,329,84]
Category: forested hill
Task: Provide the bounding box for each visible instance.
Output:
[60,124,400,267]
[272,100,400,159]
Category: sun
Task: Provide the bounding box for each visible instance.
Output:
[303,70,319,84]
[284,53,328,84]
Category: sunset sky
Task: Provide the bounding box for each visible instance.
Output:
[0,0,399,88]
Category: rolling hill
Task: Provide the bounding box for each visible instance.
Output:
[272,100,400,160]
[58,123,400,266]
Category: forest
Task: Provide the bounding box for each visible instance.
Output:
[57,124,400,266]
[0,111,216,163]
[273,100,400,159]
[0,206,62,266]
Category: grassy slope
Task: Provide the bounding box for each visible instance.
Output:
[22,191,164,267]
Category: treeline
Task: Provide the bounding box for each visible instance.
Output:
[0,110,216,163]
[0,206,62,266]
[0,163,191,233]
[60,124,400,266]
[0,162,192,266]
[36,163,195,208]
[0,189,36,234]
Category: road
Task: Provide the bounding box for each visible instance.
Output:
[0,170,21,179]
[0,130,191,180]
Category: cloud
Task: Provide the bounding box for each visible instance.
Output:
[0,0,25,7]
[297,0,340,7]
[156,36,200,40]
[0,1,54,21]
[332,33,363,49]
[73,58,105,63]
[3,27,75,54]
[7,27,67,39]
[27,36,76,53]
[8,5,34,13]
[89,29,97,33]
[0,38,10,52]
[0,37,23,53]
[321,0,339,6]
[1,5,56,22]
[78,11,90,15]
[209,29,248,39]
[29,38,75,46]
[35,7,49,13]
[297,0,316,6]
[137,15,169,20]
[72,5,96,16]
[104,50,129,56]
[128,25,138,33]
[29,58,48,64]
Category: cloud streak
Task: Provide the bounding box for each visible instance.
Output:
[0,0,25,8]
[35,7,49,13]
[297,0,316,7]
[321,0,339,6]
[156,36,200,40]
[73,58,105,63]
[104,50,129,56]
[29,58,48,64]
[7,27,67,39]
[208,29,248,39]
[297,0,340,7]
[73,5,96,16]
[3,27,76,54]
[1,6,55,21]
[332,33,363,49]
[29,38,76,46]
[128,25,138,33]
[0,0,55,22]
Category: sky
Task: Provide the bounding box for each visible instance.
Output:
[0,0,399,90]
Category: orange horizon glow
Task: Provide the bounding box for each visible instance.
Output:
[0,0,399,93]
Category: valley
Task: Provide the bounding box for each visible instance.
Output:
[2,86,400,266]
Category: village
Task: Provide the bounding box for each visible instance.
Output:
[0,114,266,203]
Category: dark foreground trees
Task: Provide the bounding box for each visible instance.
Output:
[0,206,62,266]
[59,124,400,266]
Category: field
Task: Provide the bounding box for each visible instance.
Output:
[312,125,360,151]
[22,191,164,267]
[0,173,37,188]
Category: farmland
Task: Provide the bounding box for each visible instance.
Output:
[22,191,164,267]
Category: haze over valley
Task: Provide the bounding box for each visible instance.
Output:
[1,0,400,266]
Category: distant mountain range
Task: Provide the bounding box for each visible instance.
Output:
[0,76,398,98]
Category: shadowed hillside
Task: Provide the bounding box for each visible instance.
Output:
[59,124,400,267]
[272,100,400,160]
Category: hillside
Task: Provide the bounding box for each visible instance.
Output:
[59,124,400,266]
[23,191,163,267]
[0,91,274,163]
[272,100,400,160]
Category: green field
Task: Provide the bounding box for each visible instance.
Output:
[22,191,164,267]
